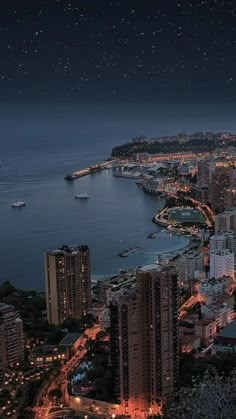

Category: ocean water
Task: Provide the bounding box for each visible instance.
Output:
[0,102,235,289]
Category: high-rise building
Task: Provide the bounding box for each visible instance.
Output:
[210,250,234,280]
[110,265,179,417]
[225,188,236,210]
[45,245,91,325]
[190,185,209,204]
[210,232,236,255]
[210,166,233,213]
[215,208,236,233]
[197,158,213,187]
[0,304,24,381]
[177,251,204,284]
[110,291,142,417]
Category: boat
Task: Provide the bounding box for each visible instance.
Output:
[113,171,142,179]
[147,233,156,239]
[75,193,90,199]
[12,201,26,208]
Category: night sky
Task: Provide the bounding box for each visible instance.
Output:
[1,0,236,102]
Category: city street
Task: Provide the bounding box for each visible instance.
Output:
[178,295,199,319]
[33,324,101,419]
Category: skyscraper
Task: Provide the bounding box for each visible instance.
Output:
[210,165,233,213]
[45,245,91,325]
[197,158,213,187]
[110,264,179,417]
[0,304,24,382]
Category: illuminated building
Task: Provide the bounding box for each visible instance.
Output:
[0,304,24,382]
[210,166,233,213]
[45,245,91,325]
[197,158,213,187]
[110,265,178,417]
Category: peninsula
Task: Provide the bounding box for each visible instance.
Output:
[111,131,236,159]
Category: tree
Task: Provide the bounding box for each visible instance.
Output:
[62,317,82,332]
[0,281,16,298]
[163,370,236,419]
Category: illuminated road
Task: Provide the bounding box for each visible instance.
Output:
[33,324,101,419]
[178,296,199,319]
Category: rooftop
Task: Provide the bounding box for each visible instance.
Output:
[137,264,174,273]
[59,333,82,347]
[217,208,236,216]
[137,263,162,273]
[196,318,216,327]
[47,244,89,256]
[217,320,236,339]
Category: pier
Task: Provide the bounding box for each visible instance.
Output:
[118,247,142,257]
[64,161,112,180]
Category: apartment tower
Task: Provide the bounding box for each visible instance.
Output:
[215,207,236,233]
[45,245,91,325]
[209,249,234,280]
[210,166,233,213]
[197,158,213,187]
[0,304,24,382]
[110,264,179,417]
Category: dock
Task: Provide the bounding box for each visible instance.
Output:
[118,247,142,257]
[64,161,113,180]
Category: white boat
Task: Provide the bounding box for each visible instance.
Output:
[12,201,26,208]
[75,193,90,199]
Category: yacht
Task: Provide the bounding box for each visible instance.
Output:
[12,201,26,208]
[75,193,90,199]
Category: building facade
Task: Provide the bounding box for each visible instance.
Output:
[215,207,236,233]
[0,304,24,381]
[45,245,91,325]
[198,276,233,305]
[197,158,213,187]
[177,251,204,285]
[195,318,217,346]
[110,265,179,417]
[190,185,209,204]
[210,166,233,213]
[210,232,236,255]
[209,249,234,280]
[225,188,236,209]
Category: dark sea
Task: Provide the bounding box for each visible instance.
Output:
[1,102,235,289]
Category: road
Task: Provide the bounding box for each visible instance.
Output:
[178,295,199,319]
[33,324,101,419]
